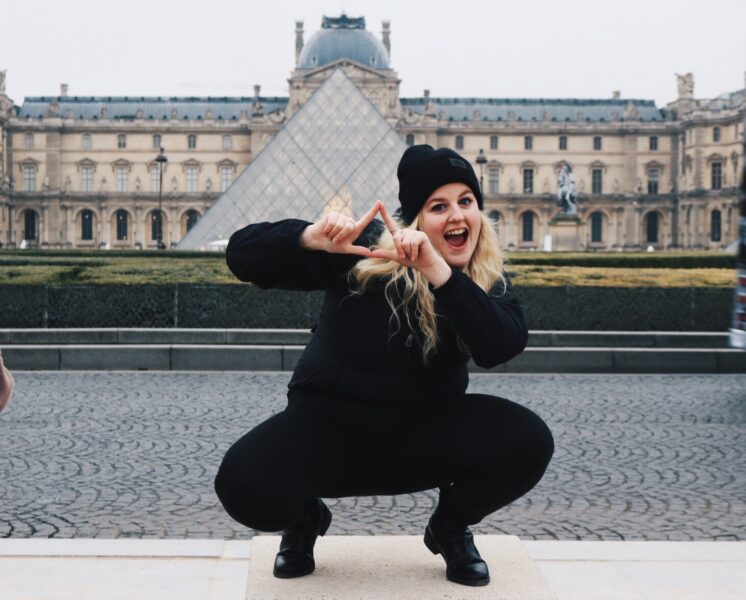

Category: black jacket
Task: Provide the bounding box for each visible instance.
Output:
[226,218,528,405]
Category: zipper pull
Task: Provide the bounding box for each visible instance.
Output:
[405,333,413,347]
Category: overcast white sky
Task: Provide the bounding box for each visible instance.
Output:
[2,0,745,107]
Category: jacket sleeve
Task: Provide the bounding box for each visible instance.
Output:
[432,268,528,368]
[225,218,384,291]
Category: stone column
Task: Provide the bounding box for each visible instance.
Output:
[99,202,109,248]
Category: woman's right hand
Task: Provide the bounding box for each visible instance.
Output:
[299,201,382,257]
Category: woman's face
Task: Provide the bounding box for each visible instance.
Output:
[418,182,481,268]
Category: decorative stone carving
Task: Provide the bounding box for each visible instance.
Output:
[556,164,577,215]
[676,72,694,98]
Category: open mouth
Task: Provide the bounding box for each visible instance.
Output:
[444,228,469,250]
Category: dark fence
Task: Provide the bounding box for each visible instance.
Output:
[0,284,734,331]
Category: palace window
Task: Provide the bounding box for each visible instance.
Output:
[649,136,658,151]
[490,135,498,150]
[711,210,722,242]
[220,166,233,192]
[455,135,464,150]
[186,210,200,232]
[647,167,659,194]
[186,166,198,193]
[488,168,499,195]
[24,133,34,149]
[82,133,92,149]
[524,136,533,151]
[222,135,232,150]
[153,134,161,149]
[117,134,127,149]
[711,162,722,190]
[713,127,721,142]
[405,133,414,147]
[593,136,602,151]
[151,211,163,242]
[81,166,93,192]
[115,209,128,240]
[646,212,659,243]
[592,168,603,194]
[523,168,534,194]
[559,136,567,150]
[81,209,93,240]
[23,210,37,241]
[521,212,534,242]
[591,212,603,242]
[188,134,197,149]
[23,165,36,192]
[116,166,128,192]
[151,167,161,193]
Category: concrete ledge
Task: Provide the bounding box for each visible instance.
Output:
[118,328,227,345]
[2,345,743,372]
[9,328,119,344]
[60,345,171,370]
[171,345,283,371]
[226,329,312,345]
[0,346,60,369]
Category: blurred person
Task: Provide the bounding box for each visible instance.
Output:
[0,353,14,412]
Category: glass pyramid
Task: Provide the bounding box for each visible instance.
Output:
[177,69,407,250]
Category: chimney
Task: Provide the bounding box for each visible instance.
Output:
[60,83,69,97]
[295,20,304,66]
[424,89,430,98]
[382,20,391,56]
[612,90,620,99]
[254,84,261,99]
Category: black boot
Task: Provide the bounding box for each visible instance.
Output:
[273,498,332,579]
[424,499,490,586]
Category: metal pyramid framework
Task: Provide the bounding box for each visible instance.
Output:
[177,69,407,249]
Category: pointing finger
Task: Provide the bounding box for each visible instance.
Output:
[377,202,399,234]
[356,200,381,231]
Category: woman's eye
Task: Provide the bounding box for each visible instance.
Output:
[431,204,445,212]
[459,198,472,206]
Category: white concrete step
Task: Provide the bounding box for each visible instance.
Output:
[1,537,745,600]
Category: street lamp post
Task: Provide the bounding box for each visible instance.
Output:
[476,149,487,195]
[155,148,167,250]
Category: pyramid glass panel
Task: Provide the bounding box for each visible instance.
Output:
[178,69,407,249]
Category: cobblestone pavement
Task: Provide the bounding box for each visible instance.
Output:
[0,372,744,541]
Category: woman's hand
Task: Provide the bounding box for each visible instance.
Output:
[370,204,452,287]
[299,202,382,257]
[0,354,14,413]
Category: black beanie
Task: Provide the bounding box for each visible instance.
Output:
[396,144,483,224]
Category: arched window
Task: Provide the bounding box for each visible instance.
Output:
[522,212,534,242]
[81,210,94,240]
[187,134,197,149]
[115,209,128,241]
[559,135,567,150]
[23,210,37,241]
[186,210,200,232]
[593,136,602,150]
[646,212,659,243]
[713,127,721,142]
[590,212,603,242]
[711,210,721,242]
[455,135,464,150]
[490,135,498,150]
[405,133,414,147]
[151,210,163,242]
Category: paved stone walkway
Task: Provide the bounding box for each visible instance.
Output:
[0,372,744,541]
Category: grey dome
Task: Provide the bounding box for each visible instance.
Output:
[298,17,390,70]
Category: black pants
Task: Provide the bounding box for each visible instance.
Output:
[214,390,554,532]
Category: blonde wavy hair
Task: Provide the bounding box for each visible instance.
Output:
[347,211,507,364]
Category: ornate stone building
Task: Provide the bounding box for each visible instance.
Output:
[0,14,743,250]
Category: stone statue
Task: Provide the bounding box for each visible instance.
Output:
[676,73,694,98]
[556,164,577,215]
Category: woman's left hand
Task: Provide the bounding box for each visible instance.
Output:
[370,204,452,285]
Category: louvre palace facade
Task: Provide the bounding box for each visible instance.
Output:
[0,14,743,251]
